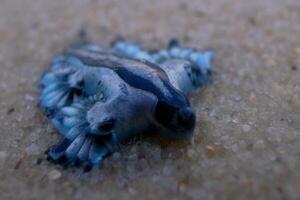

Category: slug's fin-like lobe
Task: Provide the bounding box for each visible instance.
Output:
[111,40,154,62]
[47,132,113,170]
[151,46,214,85]
[51,55,84,71]
[49,93,105,136]
[39,54,89,112]
[46,91,117,169]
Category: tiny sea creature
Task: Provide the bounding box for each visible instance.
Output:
[40,38,214,171]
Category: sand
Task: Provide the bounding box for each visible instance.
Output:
[0,0,300,199]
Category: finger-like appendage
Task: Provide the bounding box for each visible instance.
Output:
[40,73,57,87]
[86,141,109,170]
[51,55,84,71]
[47,133,111,170]
[40,53,87,112]
[40,86,69,109]
[46,138,71,162]
[63,131,88,167]
[191,50,214,75]
[76,136,93,165]
[80,44,104,53]
[111,40,153,61]
[50,94,102,136]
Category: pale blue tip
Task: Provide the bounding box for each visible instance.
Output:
[196,50,214,75]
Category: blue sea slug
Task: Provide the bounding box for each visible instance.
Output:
[40,39,214,170]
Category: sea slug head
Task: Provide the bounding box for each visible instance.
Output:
[154,99,196,140]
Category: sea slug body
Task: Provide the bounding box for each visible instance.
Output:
[40,39,214,171]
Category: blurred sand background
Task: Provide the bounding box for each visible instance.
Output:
[0,0,300,199]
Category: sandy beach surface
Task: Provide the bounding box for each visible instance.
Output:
[0,0,299,199]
